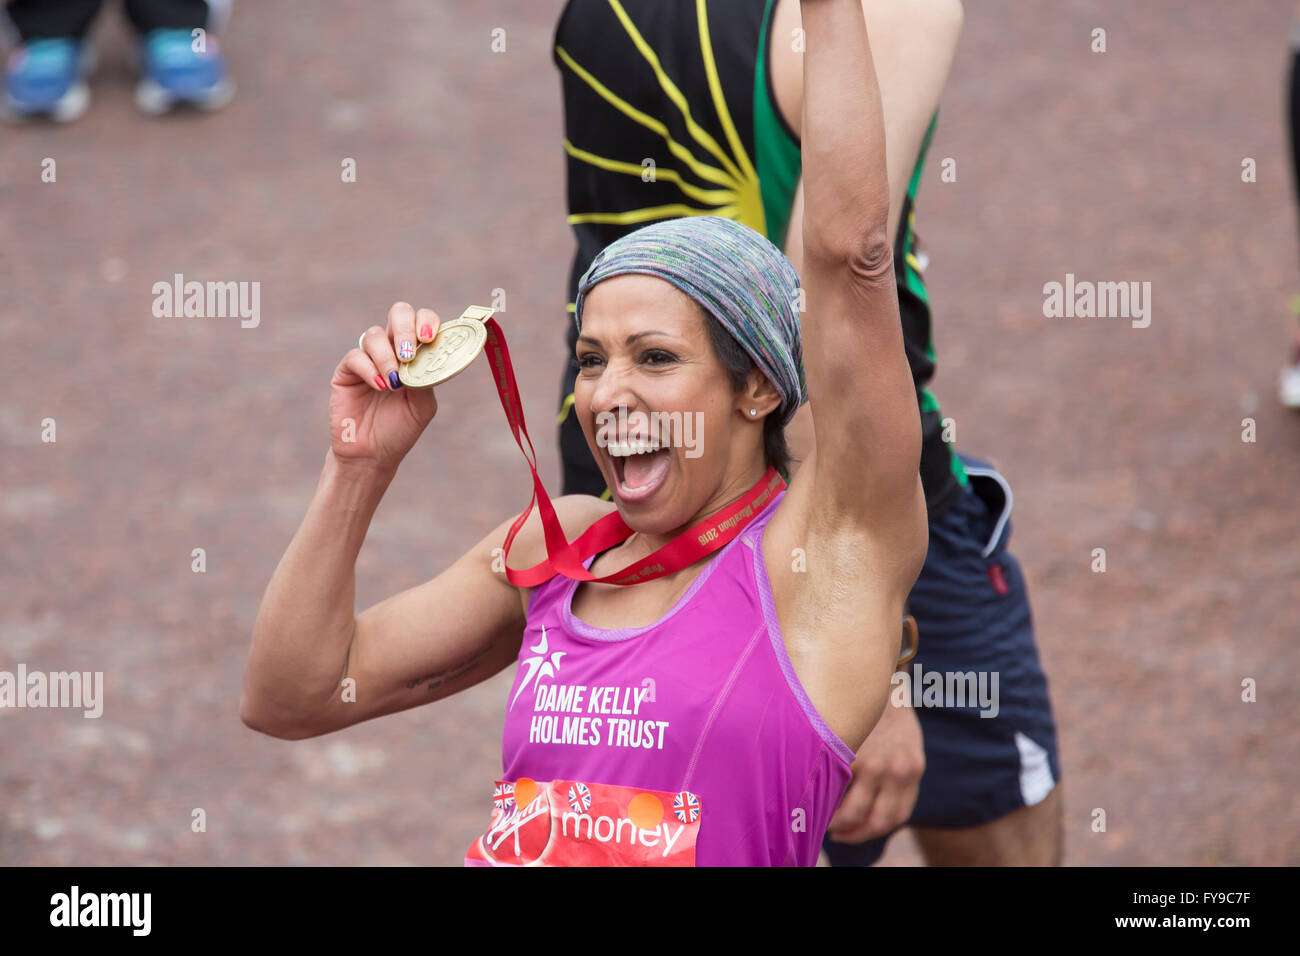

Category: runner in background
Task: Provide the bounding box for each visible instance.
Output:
[2,0,233,120]
[552,0,1064,864]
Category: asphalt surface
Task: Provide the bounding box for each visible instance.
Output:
[1,1,1296,866]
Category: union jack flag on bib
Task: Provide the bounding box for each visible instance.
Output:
[567,782,592,813]
[493,782,515,811]
[673,791,700,823]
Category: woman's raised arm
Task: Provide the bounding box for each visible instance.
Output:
[795,0,924,531]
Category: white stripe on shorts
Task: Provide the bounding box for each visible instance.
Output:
[1014,731,1055,807]
[961,466,1014,559]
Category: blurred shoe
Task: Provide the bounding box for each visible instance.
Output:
[1280,361,1300,409]
[2,37,94,122]
[134,28,234,115]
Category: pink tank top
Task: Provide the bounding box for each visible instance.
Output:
[479,490,854,866]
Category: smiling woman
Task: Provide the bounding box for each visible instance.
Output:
[573,217,804,512]
[240,0,925,867]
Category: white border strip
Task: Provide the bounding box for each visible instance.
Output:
[962,466,1013,558]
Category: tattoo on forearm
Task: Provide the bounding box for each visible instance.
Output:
[407,643,495,693]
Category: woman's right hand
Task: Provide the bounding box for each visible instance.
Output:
[329,302,442,471]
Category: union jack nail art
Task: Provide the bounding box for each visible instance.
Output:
[398,340,416,361]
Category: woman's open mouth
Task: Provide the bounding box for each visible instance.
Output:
[607,438,672,502]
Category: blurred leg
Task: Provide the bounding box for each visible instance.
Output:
[913,785,1064,866]
[1290,15,1300,282]
[128,0,232,114]
[4,0,104,40]
[121,0,210,34]
[870,461,1062,867]
[1282,16,1300,407]
[2,0,100,121]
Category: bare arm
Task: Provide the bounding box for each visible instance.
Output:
[756,0,931,752]
[793,0,921,526]
[239,450,523,740]
[241,453,403,739]
[775,0,964,473]
[771,0,963,243]
[241,452,610,740]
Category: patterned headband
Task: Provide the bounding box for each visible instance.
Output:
[573,216,807,427]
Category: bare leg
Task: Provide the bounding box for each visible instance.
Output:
[912,785,1064,866]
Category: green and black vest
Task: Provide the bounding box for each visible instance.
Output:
[555,0,966,515]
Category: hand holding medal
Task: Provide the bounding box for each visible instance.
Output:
[329,301,447,470]
[397,305,492,388]
[330,303,493,472]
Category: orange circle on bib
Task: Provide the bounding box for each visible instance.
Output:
[514,777,538,807]
[628,793,664,830]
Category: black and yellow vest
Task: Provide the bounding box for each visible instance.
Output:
[555,0,966,515]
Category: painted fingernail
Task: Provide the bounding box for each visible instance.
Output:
[419,324,432,340]
[398,340,416,361]
[388,370,402,389]
[373,374,387,390]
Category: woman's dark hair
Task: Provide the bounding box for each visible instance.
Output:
[700,310,796,480]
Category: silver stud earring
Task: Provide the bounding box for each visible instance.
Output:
[749,409,757,416]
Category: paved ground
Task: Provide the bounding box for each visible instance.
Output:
[1,0,1296,866]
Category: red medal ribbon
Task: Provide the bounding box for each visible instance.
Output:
[479,316,785,587]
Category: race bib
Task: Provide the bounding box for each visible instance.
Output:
[465,778,701,866]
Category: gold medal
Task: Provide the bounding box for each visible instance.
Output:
[398,305,493,388]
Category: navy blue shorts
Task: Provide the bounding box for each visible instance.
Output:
[822,454,1061,866]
